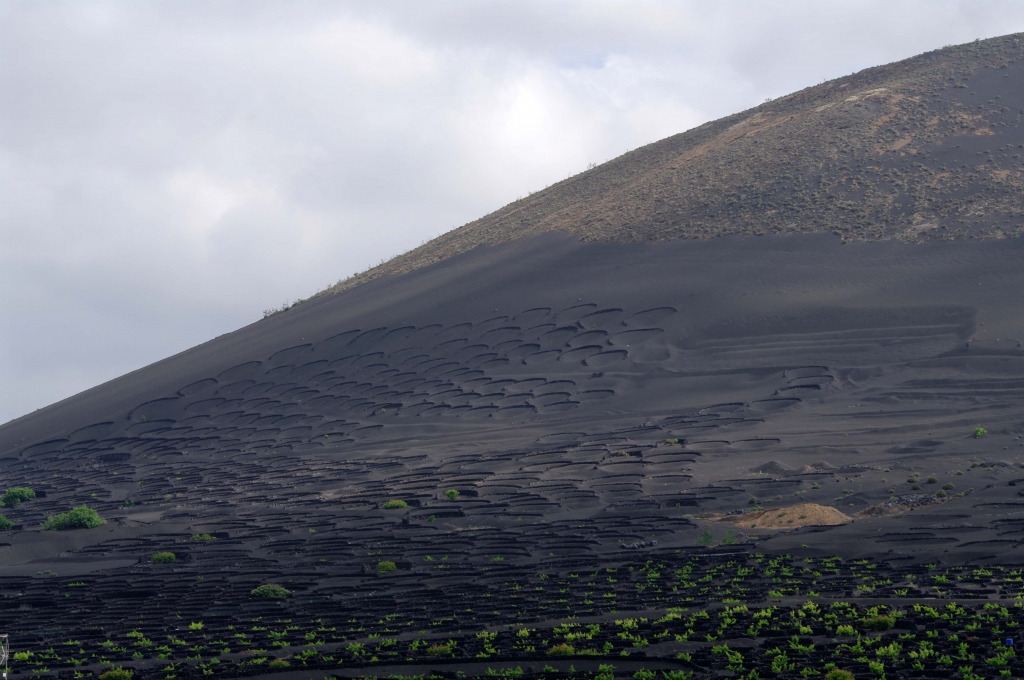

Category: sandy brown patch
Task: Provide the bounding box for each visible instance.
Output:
[724,503,852,530]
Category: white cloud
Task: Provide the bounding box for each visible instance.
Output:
[2,0,1024,423]
[306,18,438,84]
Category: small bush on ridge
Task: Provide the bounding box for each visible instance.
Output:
[1,487,35,507]
[382,499,407,509]
[824,670,855,680]
[99,668,133,680]
[862,615,895,631]
[151,552,176,563]
[251,584,291,599]
[43,505,104,530]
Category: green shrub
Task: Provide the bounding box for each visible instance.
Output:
[974,427,988,438]
[547,643,575,656]
[382,499,407,509]
[445,489,460,500]
[151,552,176,563]
[42,505,104,530]
[926,476,938,484]
[267,659,290,669]
[1,486,35,507]
[861,615,895,631]
[99,668,133,680]
[698,529,713,546]
[425,643,454,656]
[662,671,693,680]
[251,584,291,599]
[824,671,854,680]
[942,483,955,490]
[0,514,13,531]
[377,560,397,575]
[192,533,214,541]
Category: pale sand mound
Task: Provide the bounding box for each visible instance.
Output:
[727,503,852,529]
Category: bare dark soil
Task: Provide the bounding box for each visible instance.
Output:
[3,232,1024,680]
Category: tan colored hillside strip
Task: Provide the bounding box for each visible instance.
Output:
[300,34,1024,305]
[725,503,852,530]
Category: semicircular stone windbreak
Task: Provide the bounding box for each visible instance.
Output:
[126,396,182,422]
[315,328,361,353]
[66,421,116,442]
[539,326,578,347]
[433,323,473,342]
[126,419,177,435]
[553,302,598,324]
[535,379,576,393]
[290,360,330,379]
[749,397,803,412]
[217,361,264,381]
[506,343,541,360]
[585,350,629,367]
[531,392,572,406]
[470,315,510,335]
[265,364,296,378]
[559,345,605,363]
[17,300,693,470]
[468,353,503,368]
[215,379,256,396]
[380,326,416,345]
[20,438,69,456]
[491,404,537,420]
[478,326,522,344]
[623,306,677,326]
[609,328,664,346]
[177,378,219,397]
[268,344,314,366]
[344,328,389,354]
[523,349,562,365]
[577,308,625,329]
[452,343,489,360]
[567,329,609,347]
[513,307,551,324]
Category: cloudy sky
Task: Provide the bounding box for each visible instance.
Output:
[2,1,1024,425]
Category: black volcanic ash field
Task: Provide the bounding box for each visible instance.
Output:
[2,234,1024,679]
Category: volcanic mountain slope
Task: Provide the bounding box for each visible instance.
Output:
[0,34,1023,680]
[323,32,1024,296]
